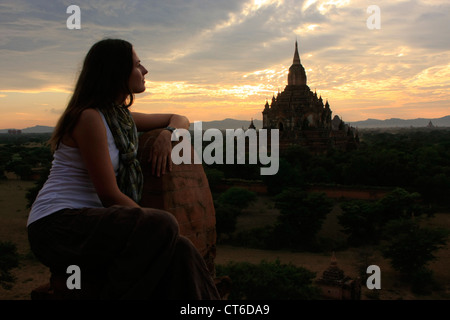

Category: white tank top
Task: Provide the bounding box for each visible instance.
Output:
[27,111,120,226]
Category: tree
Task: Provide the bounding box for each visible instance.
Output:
[381,218,449,294]
[381,219,449,274]
[26,164,50,208]
[215,259,321,300]
[338,188,433,246]
[203,168,224,192]
[338,200,382,246]
[262,158,304,195]
[216,186,256,208]
[0,241,19,290]
[378,187,424,223]
[13,163,33,180]
[273,188,333,250]
[214,187,257,240]
[214,201,240,238]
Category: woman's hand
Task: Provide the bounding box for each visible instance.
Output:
[148,129,173,177]
[131,112,189,177]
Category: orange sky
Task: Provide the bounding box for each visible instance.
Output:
[1,0,449,129]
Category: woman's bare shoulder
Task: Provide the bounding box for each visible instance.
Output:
[68,108,107,145]
[78,108,103,123]
[61,109,104,147]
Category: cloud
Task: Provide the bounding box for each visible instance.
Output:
[0,0,449,127]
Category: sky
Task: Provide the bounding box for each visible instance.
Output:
[0,0,449,129]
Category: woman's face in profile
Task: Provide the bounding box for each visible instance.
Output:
[128,49,148,94]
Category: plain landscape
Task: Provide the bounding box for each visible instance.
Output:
[1,179,449,300]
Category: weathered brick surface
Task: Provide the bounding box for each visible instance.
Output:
[137,129,217,276]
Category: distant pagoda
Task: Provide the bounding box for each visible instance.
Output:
[262,41,358,153]
[315,252,361,300]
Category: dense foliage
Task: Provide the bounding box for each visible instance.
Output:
[0,241,19,290]
[381,218,449,275]
[214,187,257,237]
[338,188,433,246]
[381,218,449,294]
[215,259,321,300]
[272,188,333,250]
[226,189,333,251]
[6,128,450,207]
[207,128,450,206]
[2,129,450,295]
[0,133,52,181]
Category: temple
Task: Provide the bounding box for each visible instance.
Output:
[315,253,361,300]
[262,41,359,153]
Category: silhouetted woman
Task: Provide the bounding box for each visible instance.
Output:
[27,38,220,299]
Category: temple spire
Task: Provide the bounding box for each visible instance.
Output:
[293,40,301,65]
[288,40,307,86]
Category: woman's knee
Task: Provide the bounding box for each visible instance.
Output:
[139,207,179,238]
[175,235,202,259]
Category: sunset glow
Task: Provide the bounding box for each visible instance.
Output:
[1,0,449,129]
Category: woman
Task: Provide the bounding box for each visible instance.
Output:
[27,39,220,300]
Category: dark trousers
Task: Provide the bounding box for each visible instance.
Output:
[27,205,220,300]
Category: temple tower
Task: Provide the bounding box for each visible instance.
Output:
[287,40,307,86]
[261,40,358,153]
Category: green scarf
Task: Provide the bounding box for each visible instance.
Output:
[101,105,143,204]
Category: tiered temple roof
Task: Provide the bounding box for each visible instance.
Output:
[261,41,358,153]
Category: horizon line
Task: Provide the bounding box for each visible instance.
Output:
[2,115,450,131]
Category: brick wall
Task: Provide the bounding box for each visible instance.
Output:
[137,129,217,276]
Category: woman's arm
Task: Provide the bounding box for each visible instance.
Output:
[131,113,190,177]
[71,108,140,208]
[131,113,190,132]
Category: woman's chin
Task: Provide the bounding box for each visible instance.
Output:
[133,87,146,94]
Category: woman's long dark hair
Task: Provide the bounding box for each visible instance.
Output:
[49,38,134,151]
